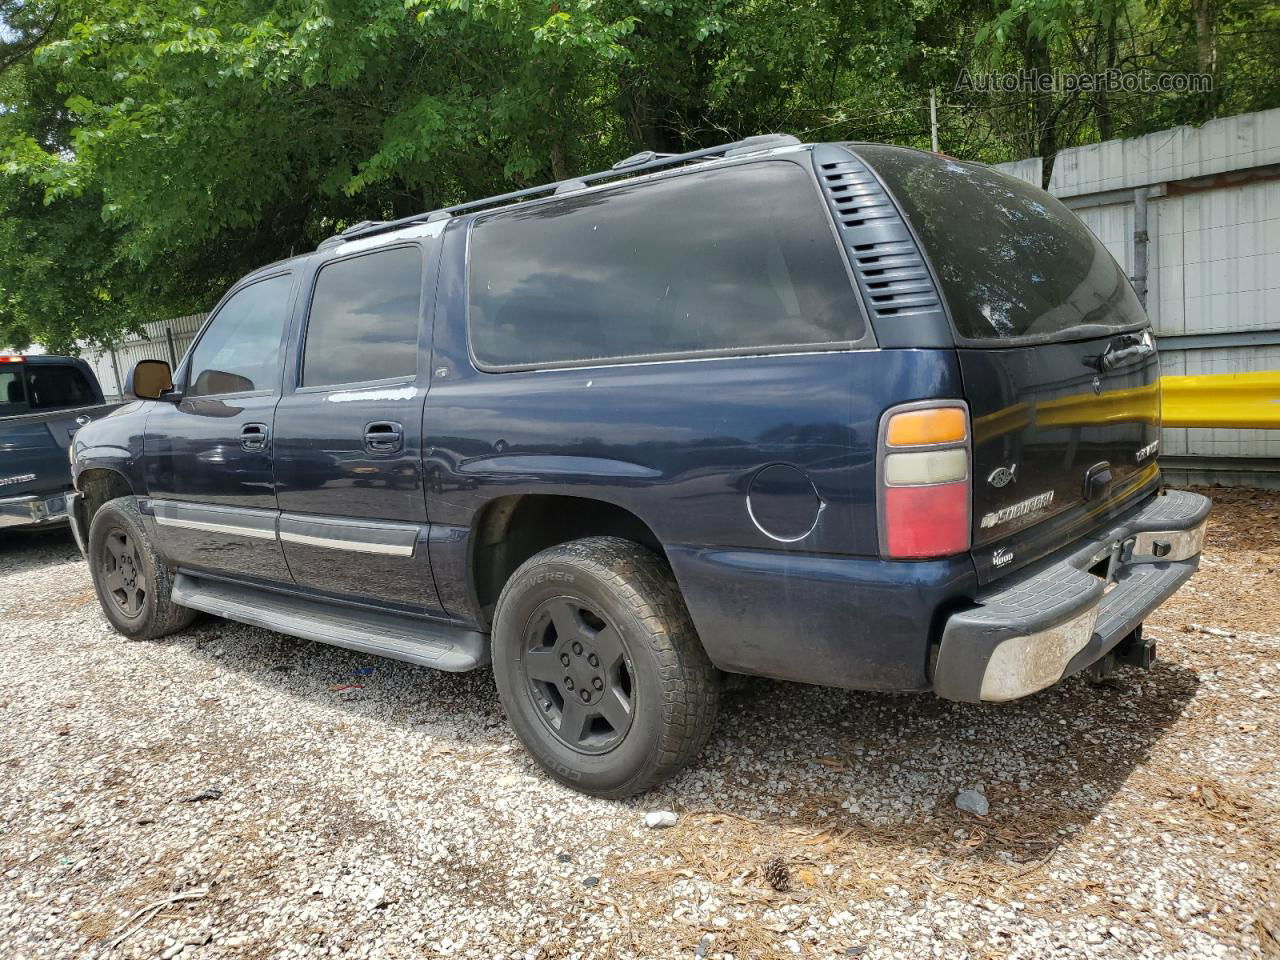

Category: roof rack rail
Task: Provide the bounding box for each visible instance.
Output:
[611,150,676,170]
[321,133,800,247]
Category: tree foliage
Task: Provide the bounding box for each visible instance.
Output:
[0,0,1276,351]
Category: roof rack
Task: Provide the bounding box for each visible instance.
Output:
[320,134,800,247]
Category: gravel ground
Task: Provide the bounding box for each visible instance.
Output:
[1,486,1277,960]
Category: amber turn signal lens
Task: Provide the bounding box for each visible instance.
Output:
[885,407,967,446]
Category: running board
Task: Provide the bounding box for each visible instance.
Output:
[171,573,489,672]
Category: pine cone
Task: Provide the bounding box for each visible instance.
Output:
[761,855,790,892]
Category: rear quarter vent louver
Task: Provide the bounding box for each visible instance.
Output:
[811,145,948,331]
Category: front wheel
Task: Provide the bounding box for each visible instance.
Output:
[87,497,196,640]
[492,537,720,797]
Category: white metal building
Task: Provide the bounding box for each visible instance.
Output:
[996,107,1280,487]
[82,313,205,402]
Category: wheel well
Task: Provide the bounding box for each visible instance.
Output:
[471,495,666,624]
[77,468,133,529]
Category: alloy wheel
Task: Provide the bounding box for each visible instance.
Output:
[99,527,146,619]
[521,596,635,754]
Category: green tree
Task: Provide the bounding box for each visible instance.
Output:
[0,0,1275,351]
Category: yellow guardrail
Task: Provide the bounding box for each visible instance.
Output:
[971,371,1279,443]
[1160,371,1280,429]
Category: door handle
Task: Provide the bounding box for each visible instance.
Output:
[364,421,404,454]
[240,422,269,451]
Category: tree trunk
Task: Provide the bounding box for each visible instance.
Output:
[1096,17,1116,142]
[549,142,569,182]
[1021,23,1058,189]
[622,85,682,154]
[1191,0,1219,116]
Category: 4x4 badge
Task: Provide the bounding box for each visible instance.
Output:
[987,465,1017,488]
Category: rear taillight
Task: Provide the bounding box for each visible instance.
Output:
[878,402,971,559]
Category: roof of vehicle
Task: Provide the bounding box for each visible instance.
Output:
[239,250,315,281]
[314,134,814,253]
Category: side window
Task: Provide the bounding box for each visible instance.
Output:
[187,274,293,398]
[0,368,27,415]
[468,161,864,369]
[26,365,95,410]
[301,247,423,388]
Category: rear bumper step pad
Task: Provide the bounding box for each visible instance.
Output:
[934,489,1211,702]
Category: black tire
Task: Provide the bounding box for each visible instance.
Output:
[87,497,196,641]
[492,536,720,797]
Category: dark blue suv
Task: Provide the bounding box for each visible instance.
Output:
[69,135,1210,796]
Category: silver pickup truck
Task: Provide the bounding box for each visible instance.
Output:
[0,355,118,529]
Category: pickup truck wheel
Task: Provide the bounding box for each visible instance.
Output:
[492,536,720,797]
[88,497,196,641]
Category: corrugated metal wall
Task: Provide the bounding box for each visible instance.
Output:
[996,107,1280,487]
[82,313,206,401]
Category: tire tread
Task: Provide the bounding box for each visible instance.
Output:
[88,497,196,641]
[494,536,720,796]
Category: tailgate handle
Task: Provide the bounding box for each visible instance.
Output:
[1097,332,1154,371]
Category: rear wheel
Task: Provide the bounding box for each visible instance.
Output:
[87,497,196,640]
[492,537,720,797]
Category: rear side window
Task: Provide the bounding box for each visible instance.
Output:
[468,161,863,369]
[0,369,26,414]
[302,247,423,387]
[26,365,95,410]
[855,145,1146,343]
[187,274,293,398]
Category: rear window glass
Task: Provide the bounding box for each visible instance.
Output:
[855,145,1146,342]
[468,161,863,368]
[0,369,26,414]
[26,364,95,409]
[302,247,423,387]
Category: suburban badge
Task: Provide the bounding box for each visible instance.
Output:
[979,490,1055,529]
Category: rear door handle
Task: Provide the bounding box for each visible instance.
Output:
[364,420,404,454]
[240,422,269,451]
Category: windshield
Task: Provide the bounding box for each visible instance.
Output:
[854,145,1147,343]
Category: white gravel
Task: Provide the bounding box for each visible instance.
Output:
[1,494,1276,959]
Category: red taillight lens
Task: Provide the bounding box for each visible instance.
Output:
[883,482,970,557]
[879,403,971,559]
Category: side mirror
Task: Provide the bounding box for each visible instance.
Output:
[126,359,175,401]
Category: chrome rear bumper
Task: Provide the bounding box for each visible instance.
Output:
[934,489,1211,703]
[0,491,70,530]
